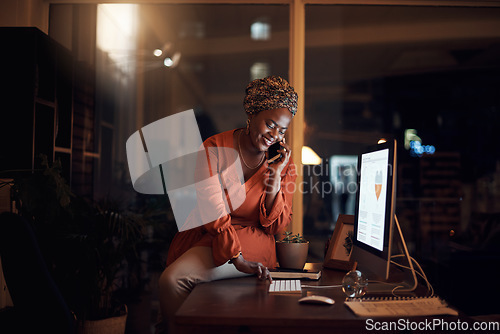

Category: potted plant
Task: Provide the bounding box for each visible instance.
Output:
[4,156,146,333]
[68,198,145,334]
[275,231,309,270]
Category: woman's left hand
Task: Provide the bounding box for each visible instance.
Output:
[231,254,272,282]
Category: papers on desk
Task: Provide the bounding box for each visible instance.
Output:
[345,296,458,317]
[269,268,321,280]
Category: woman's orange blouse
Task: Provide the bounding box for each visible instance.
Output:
[166,129,297,268]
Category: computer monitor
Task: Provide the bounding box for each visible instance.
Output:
[351,140,397,281]
[351,139,417,293]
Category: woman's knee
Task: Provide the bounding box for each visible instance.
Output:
[159,266,185,296]
[158,266,175,293]
[159,260,199,298]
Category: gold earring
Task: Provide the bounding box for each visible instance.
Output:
[246,118,251,134]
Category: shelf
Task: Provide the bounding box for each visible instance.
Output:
[0,27,96,196]
[54,147,72,154]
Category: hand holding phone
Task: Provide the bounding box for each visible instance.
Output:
[267,141,283,164]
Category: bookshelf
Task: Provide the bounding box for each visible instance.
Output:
[0,27,97,198]
[419,152,462,242]
[0,28,72,177]
[397,152,462,258]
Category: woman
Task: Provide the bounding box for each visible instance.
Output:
[158,75,298,331]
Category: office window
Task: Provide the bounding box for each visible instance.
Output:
[48,1,500,255]
[304,5,500,259]
[138,4,289,136]
[50,3,289,198]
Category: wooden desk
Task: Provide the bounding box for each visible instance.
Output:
[175,265,376,334]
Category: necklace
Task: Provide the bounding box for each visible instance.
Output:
[238,130,265,170]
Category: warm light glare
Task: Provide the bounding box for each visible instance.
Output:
[302,146,322,165]
[96,4,138,75]
[97,4,137,54]
[378,138,387,144]
[153,49,163,57]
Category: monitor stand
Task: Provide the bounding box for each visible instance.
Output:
[365,215,418,294]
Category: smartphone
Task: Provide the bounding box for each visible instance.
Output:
[267,141,282,164]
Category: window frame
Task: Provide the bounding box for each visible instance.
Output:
[46,0,500,234]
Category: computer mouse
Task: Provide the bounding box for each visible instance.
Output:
[298,295,335,305]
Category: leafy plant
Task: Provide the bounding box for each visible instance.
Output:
[4,155,73,227]
[277,231,308,243]
[62,198,145,320]
[3,155,146,321]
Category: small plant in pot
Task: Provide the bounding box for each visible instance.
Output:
[275,231,309,270]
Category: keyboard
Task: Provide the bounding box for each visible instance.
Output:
[269,279,302,294]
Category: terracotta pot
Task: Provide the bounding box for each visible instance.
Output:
[77,305,127,334]
[276,241,309,270]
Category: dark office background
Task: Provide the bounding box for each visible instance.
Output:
[1,3,500,332]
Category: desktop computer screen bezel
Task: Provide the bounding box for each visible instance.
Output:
[351,140,397,280]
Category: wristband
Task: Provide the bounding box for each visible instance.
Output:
[228,252,242,264]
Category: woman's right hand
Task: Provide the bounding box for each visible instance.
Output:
[231,254,272,282]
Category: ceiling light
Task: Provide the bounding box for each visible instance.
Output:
[251,18,271,41]
[153,49,163,57]
[164,57,174,67]
[163,52,181,68]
